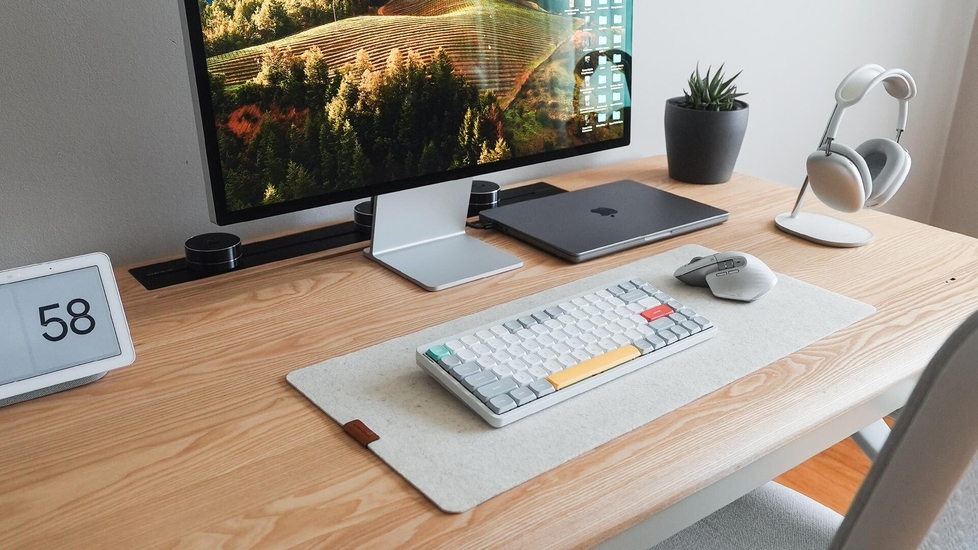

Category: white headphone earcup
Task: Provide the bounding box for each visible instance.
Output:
[856,138,911,208]
[807,142,872,213]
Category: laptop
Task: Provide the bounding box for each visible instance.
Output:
[480,180,729,262]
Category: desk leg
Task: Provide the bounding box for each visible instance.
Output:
[596,378,916,550]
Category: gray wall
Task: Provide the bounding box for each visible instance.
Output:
[2,1,976,271]
[933,8,978,237]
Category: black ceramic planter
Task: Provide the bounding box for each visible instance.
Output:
[664,98,749,184]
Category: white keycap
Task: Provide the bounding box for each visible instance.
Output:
[501,333,520,345]
[544,319,563,330]
[638,297,660,309]
[607,324,624,335]
[445,340,465,353]
[596,290,613,299]
[598,339,618,352]
[543,360,564,374]
[582,305,602,317]
[477,356,497,369]
[551,342,571,355]
[572,349,592,362]
[509,358,529,371]
[492,350,513,363]
[476,330,494,342]
[617,318,636,330]
[513,371,534,386]
[457,349,478,362]
[593,328,612,339]
[607,297,625,308]
[521,339,541,352]
[559,302,578,312]
[572,297,589,308]
[629,314,647,325]
[557,314,576,325]
[528,366,549,380]
[461,335,480,347]
[576,319,597,332]
[558,354,578,368]
[523,353,543,366]
[591,315,609,326]
[571,310,589,321]
[531,324,549,336]
[565,337,586,350]
[538,347,557,360]
[492,364,515,378]
[516,329,535,340]
[627,303,645,313]
[550,329,570,342]
[583,293,601,304]
[624,329,644,341]
[580,332,599,345]
[596,301,615,312]
[612,333,631,347]
[490,325,509,337]
[536,334,556,347]
[585,344,605,357]
[471,343,492,356]
[564,325,583,337]
[636,324,655,336]
[614,306,632,318]
[486,338,507,351]
[507,345,526,357]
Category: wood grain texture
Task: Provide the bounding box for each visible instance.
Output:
[3,157,978,549]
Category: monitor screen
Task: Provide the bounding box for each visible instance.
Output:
[185,0,633,224]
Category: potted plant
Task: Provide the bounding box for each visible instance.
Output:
[664,64,749,184]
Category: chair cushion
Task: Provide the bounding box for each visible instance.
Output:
[921,456,978,550]
[651,482,842,550]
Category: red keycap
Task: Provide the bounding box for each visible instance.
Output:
[640,305,674,322]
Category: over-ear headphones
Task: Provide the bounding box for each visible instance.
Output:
[807,65,917,213]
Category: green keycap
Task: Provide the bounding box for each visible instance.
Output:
[426,345,452,362]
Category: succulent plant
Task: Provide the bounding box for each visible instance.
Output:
[682,64,747,112]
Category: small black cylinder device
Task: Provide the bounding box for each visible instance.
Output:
[184,233,242,274]
[353,200,374,234]
[469,180,500,217]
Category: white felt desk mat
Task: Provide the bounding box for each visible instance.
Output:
[287,245,875,513]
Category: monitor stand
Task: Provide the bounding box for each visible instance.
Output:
[365,178,524,291]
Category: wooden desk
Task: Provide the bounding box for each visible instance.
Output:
[3,157,978,549]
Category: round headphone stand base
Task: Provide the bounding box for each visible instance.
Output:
[775,212,873,248]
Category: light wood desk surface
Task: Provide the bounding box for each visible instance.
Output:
[3,156,978,549]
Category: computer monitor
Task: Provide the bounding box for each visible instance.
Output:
[179,0,633,290]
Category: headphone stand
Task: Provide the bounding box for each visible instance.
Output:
[775,178,873,248]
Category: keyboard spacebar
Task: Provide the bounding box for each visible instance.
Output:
[547,345,641,390]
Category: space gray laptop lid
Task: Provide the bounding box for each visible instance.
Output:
[480,180,729,261]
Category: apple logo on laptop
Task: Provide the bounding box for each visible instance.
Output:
[591,207,618,218]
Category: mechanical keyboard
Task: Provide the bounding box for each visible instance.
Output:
[417,277,716,427]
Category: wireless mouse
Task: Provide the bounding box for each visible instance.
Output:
[674,251,778,302]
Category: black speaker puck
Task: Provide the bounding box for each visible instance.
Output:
[469,180,500,217]
[353,200,374,233]
[185,233,242,274]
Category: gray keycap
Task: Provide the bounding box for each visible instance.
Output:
[682,320,702,334]
[650,318,676,331]
[619,289,648,303]
[529,379,556,397]
[532,311,551,323]
[504,320,523,333]
[633,338,655,355]
[618,282,636,292]
[438,355,463,371]
[658,330,679,345]
[488,394,517,414]
[670,325,692,339]
[679,308,697,319]
[607,286,626,297]
[630,278,648,287]
[475,378,520,402]
[653,292,670,302]
[518,316,537,328]
[668,313,687,324]
[645,335,667,350]
[692,316,713,330]
[545,307,563,318]
[509,387,537,406]
[666,300,684,310]
[463,370,498,391]
[639,284,658,294]
[451,362,481,381]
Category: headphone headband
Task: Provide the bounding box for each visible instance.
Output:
[824,64,917,142]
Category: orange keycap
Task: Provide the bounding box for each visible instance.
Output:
[640,305,674,322]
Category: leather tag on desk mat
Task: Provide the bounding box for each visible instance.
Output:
[343,420,379,447]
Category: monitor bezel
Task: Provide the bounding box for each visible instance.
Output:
[179,0,633,227]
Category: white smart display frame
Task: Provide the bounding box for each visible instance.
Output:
[0,253,135,401]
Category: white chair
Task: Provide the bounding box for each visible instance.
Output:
[653,310,978,550]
